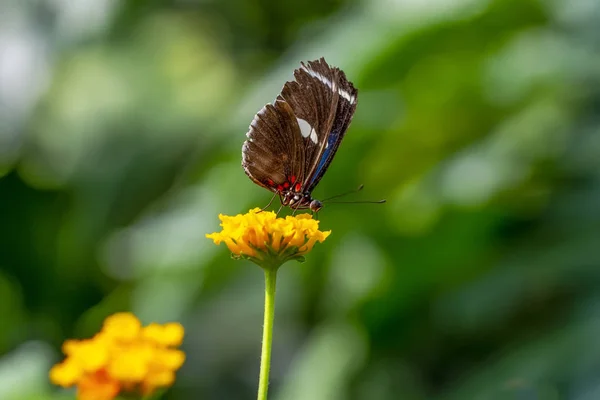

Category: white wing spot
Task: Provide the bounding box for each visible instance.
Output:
[297,118,312,138]
[297,117,318,143]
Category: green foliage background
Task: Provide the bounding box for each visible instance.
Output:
[1,0,599,398]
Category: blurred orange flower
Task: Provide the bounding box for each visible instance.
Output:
[206,208,330,268]
[50,312,185,400]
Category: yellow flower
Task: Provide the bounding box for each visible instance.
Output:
[206,208,331,268]
[50,312,185,400]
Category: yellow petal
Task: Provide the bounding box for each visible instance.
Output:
[106,344,153,382]
[141,322,185,347]
[77,371,120,400]
[101,312,141,342]
[70,340,109,372]
[153,348,186,370]
[141,369,175,395]
[49,359,82,387]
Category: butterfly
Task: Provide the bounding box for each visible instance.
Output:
[242,58,358,213]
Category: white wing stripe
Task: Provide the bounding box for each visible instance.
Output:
[301,64,356,104]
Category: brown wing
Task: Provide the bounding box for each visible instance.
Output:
[242,99,305,192]
[278,58,337,178]
[277,58,358,192]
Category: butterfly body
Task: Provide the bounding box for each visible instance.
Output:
[242,58,357,212]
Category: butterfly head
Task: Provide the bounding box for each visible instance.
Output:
[309,199,323,212]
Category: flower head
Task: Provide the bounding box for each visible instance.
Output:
[50,312,185,400]
[206,208,331,268]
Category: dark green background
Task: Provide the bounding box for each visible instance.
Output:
[1,0,599,399]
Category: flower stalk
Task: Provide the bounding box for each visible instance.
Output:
[257,268,277,400]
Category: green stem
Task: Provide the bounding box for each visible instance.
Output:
[257,268,278,400]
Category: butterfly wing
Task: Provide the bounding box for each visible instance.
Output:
[278,58,358,193]
[242,99,305,192]
[242,58,357,198]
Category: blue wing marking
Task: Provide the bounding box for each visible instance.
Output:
[308,131,339,187]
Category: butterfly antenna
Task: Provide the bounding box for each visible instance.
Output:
[321,184,365,202]
[325,199,386,205]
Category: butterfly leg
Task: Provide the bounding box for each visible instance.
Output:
[259,192,278,213]
[291,201,303,216]
[275,203,284,217]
